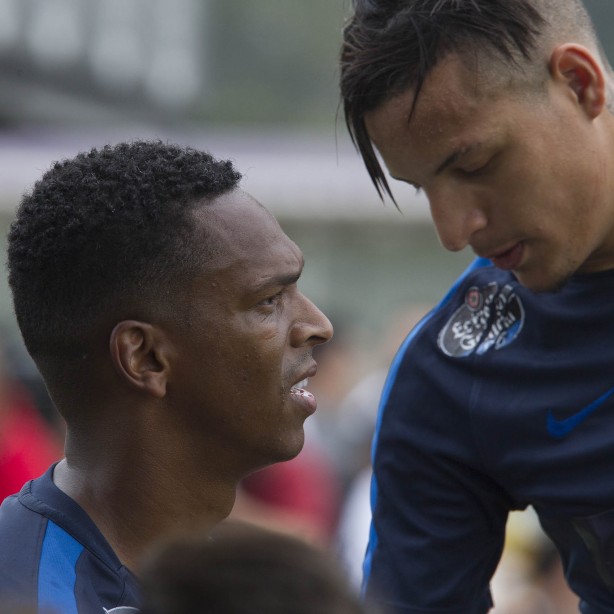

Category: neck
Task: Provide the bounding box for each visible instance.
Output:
[54,435,239,572]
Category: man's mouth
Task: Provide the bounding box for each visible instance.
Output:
[291,378,308,392]
[289,362,317,393]
[289,376,317,414]
[490,243,524,271]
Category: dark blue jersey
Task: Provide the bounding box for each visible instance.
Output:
[364,258,614,613]
[0,463,140,613]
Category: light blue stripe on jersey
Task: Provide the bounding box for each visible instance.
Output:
[362,257,490,594]
[38,519,84,614]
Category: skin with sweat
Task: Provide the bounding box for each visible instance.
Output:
[53,189,333,570]
[365,49,614,293]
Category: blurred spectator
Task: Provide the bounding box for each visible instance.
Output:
[306,323,364,474]
[139,521,375,614]
[333,305,431,489]
[334,305,430,586]
[0,342,62,503]
[336,465,373,589]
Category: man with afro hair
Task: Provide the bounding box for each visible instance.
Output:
[0,140,332,612]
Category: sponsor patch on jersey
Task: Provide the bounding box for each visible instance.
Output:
[438,282,524,357]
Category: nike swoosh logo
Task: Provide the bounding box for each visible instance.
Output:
[547,385,614,438]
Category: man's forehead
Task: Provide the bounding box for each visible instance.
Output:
[365,64,496,182]
[368,55,481,138]
[192,191,301,273]
[195,190,278,240]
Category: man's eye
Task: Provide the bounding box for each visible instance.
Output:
[463,165,487,176]
[460,157,495,177]
[260,292,282,307]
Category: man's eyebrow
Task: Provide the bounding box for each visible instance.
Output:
[390,142,487,187]
[250,264,304,294]
[435,143,482,176]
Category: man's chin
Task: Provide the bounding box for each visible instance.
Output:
[513,269,570,294]
[277,433,305,463]
[265,430,306,466]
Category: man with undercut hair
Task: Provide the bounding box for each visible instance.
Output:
[341,0,614,612]
[0,140,333,613]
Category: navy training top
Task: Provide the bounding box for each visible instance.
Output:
[0,463,140,613]
[364,258,614,613]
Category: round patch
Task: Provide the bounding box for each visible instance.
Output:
[438,282,524,357]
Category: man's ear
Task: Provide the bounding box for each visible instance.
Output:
[550,44,606,118]
[109,320,172,398]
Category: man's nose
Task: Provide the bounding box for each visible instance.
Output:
[427,186,488,252]
[290,294,334,348]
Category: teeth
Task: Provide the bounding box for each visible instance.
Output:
[292,379,308,390]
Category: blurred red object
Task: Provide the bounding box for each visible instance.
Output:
[236,442,341,545]
[0,386,63,502]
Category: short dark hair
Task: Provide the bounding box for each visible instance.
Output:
[340,0,551,200]
[139,522,368,614]
[7,140,241,361]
